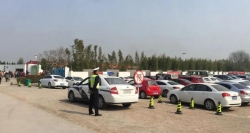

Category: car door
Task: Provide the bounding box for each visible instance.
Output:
[192,84,212,105]
[156,81,167,92]
[65,77,73,86]
[40,76,48,86]
[179,84,195,102]
[73,77,90,100]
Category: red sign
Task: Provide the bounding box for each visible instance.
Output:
[134,71,144,84]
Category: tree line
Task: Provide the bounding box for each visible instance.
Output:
[35,39,250,72]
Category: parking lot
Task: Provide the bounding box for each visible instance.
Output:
[0,79,250,133]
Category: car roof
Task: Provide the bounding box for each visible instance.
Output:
[156,80,172,82]
[189,83,218,86]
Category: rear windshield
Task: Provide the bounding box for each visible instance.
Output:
[232,84,248,89]
[211,85,229,91]
[105,78,129,85]
[168,81,179,85]
[147,80,158,85]
[53,76,64,79]
[239,82,250,86]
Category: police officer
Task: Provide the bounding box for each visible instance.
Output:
[88,67,102,116]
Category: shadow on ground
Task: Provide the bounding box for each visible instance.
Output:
[59,99,131,111]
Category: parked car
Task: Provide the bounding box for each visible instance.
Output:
[228,80,250,88]
[68,75,138,109]
[178,76,204,83]
[214,81,250,105]
[65,76,83,87]
[128,78,161,99]
[202,77,220,83]
[213,75,234,80]
[171,78,192,86]
[155,80,184,97]
[167,83,241,110]
[39,75,68,89]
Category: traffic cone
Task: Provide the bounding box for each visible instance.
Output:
[28,82,31,87]
[148,96,155,109]
[215,101,222,115]
[39,83,42,89]
[18,82,21,87]
[175,99,182,114]
[189,97,195,109]
[158,95,162,103]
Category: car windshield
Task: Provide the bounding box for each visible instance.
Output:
[211,85,229,91]
[73,77,83,81]
[167,81,179,85]
[203,78,210,81]
[180,79,192,83]
[53,76,64,79]
[233,84,248,89]
[210,78,217,81]
[147,80,158,85]
[105,78,129,85]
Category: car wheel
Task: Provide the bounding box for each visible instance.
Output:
[139,91,147,99]
[204,99,216,110]
[68,91,76,102]
[98,95,106,109]
[122,103,132,108]
[62,87,66,89]
[162,90,168,97]
[48,82,52,89]
[170,95,178,104]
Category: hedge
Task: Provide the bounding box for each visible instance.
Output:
[16,75,45,84]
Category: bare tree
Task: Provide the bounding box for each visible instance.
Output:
[229,50,250,71]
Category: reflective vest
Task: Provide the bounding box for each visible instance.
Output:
[90,74,100,89]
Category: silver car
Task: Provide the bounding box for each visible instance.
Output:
[215,81,250,105]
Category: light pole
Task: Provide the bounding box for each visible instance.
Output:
[35,55,38,75]
[182,53,186,61]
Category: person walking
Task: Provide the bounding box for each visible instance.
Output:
[88,67,102,116]
[0,71,2,84]
[4,72,10,82]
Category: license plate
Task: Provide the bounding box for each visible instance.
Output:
[154,92,158,94]
[124,90,131,94]
[60,83,64,86]
[232,96,237,100]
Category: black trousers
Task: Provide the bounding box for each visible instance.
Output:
[0,77,2,84]
[89,89,99,114]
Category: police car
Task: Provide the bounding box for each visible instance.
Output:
[67,74,139,109]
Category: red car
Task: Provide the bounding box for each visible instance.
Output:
[129,78,161,99]
[171,78,192,86]
[178,76,204,83]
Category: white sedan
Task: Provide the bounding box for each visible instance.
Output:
[202,77,220,83]
[155,80,184,97]
[167,83,241,110]
[39,75,68,89]
[68,75,138,109]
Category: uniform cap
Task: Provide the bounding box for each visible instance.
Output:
[93,67,99,71]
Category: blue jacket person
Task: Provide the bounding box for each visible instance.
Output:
[88,67,102,116]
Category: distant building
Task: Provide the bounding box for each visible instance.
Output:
[0,60,43,75]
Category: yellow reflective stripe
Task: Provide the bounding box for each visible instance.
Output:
[90,75,98,88]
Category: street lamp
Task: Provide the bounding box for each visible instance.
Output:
[182,53,186,61]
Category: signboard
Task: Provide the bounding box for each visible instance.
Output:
[134,70,144,84]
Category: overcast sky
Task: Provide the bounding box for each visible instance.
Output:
[1,0,250,63]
